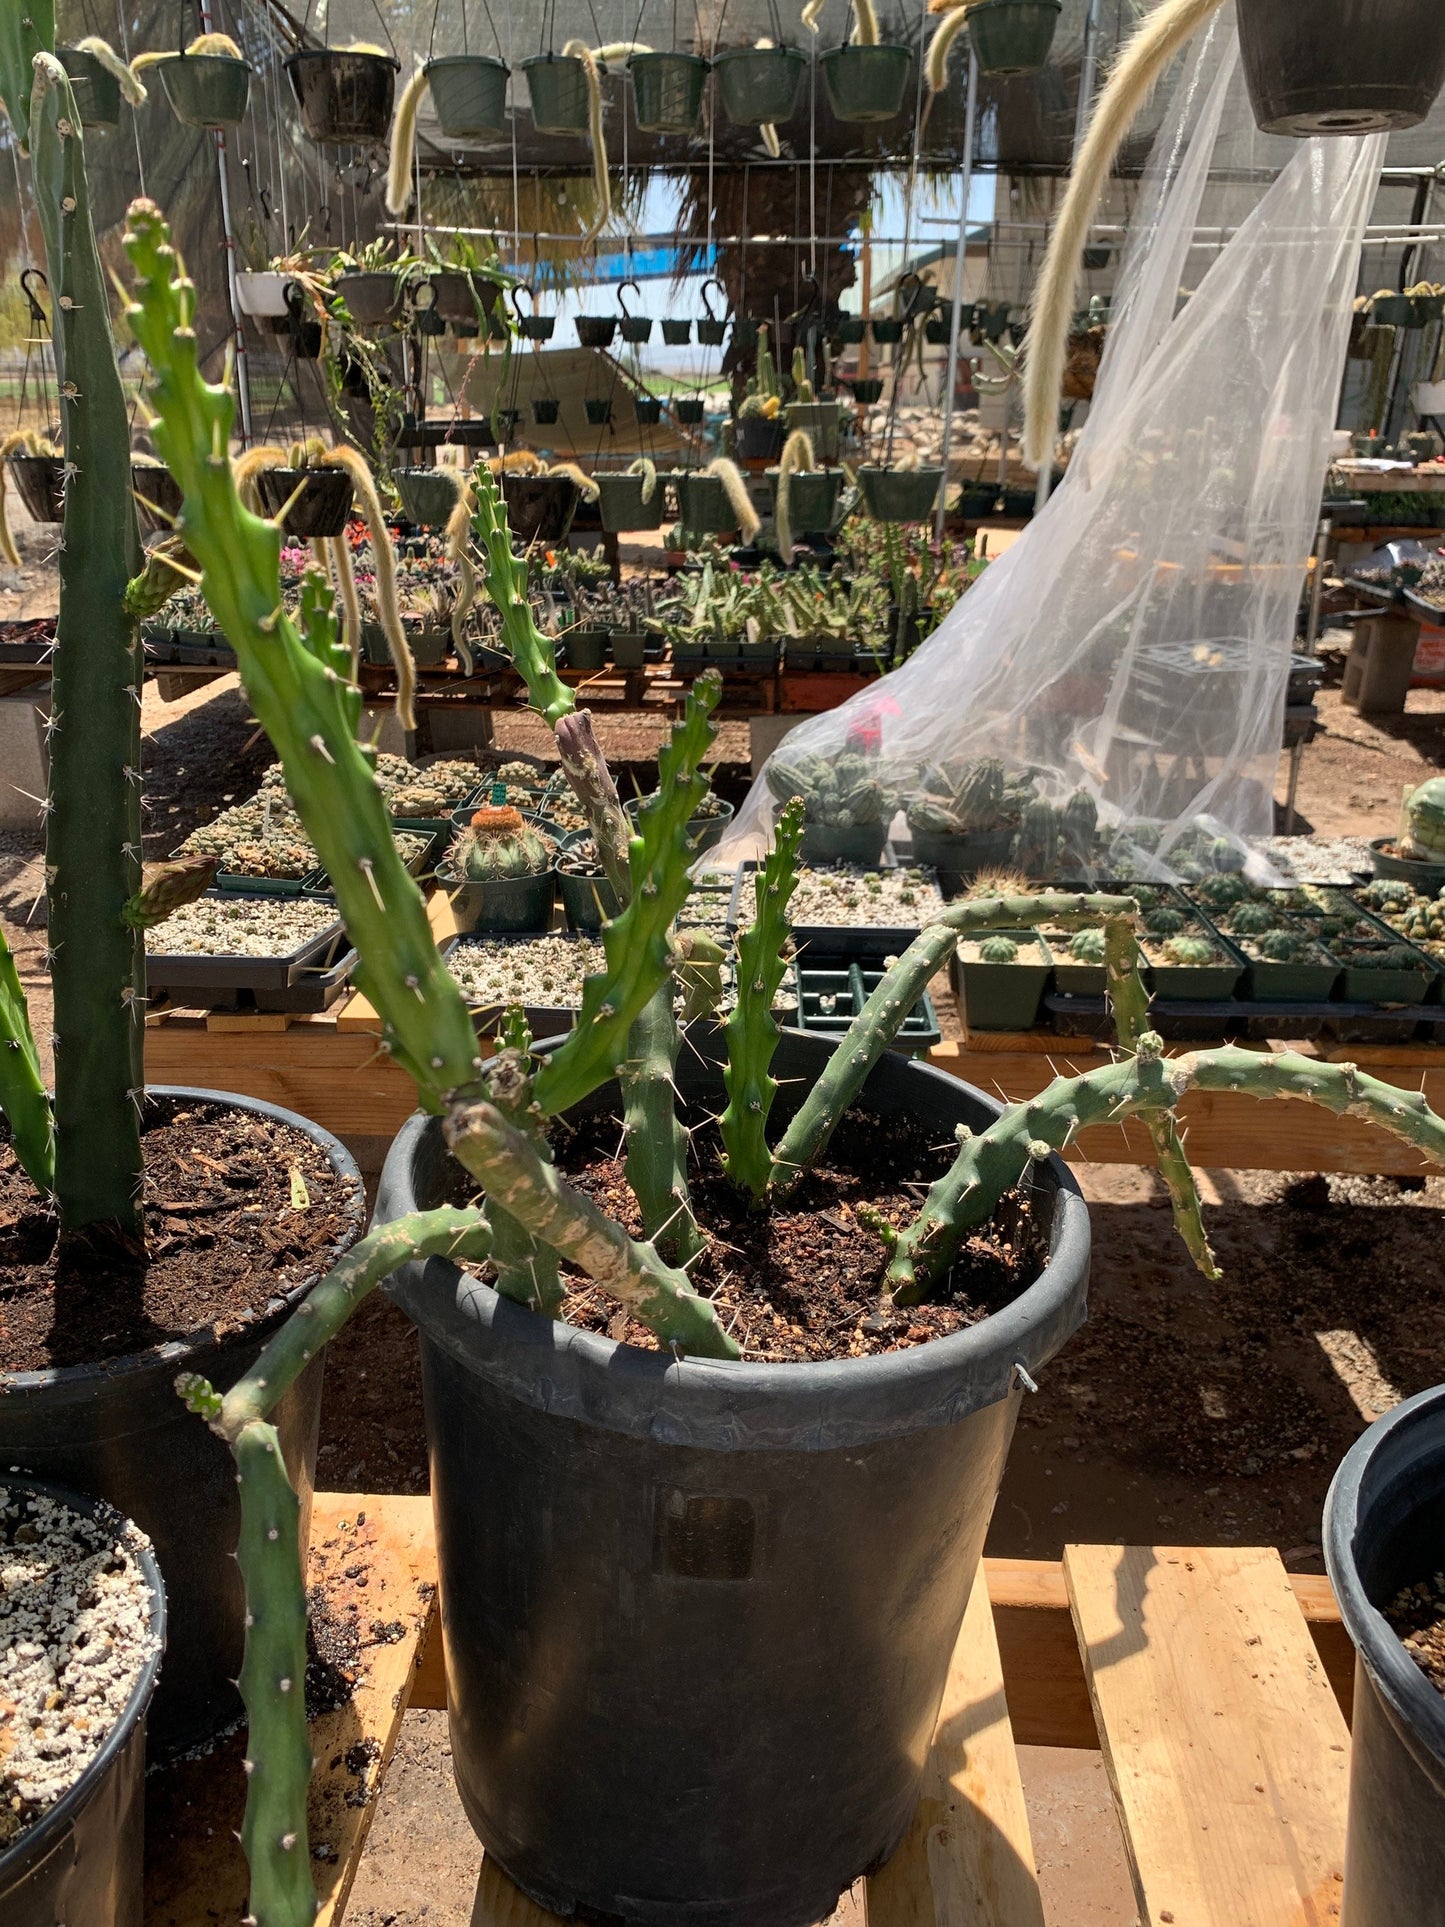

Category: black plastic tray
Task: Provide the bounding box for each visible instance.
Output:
[726,857,931,958]
[1043,991,1439,1046]
[439,933,592,1039]
[796,960,941,1055]
[146,898,352,1010]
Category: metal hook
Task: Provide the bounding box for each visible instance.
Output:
[617,277,641,318]
[511,281,537,321]
[898,271,926,323]
[699,275,726,321]
[19,268,49,332]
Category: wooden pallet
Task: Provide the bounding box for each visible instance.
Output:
[146,1495,1356,1927]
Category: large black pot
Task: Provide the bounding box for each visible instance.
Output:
[254,465,355,538]
[1236,0,1445,136]
[500,471,580,543]
[285,47,399,144]
[158,51,252,128]
[1325,1383,1445,1925]
[7,453,65,524]
[0,1477,165,1927]
[377,1033,1090,1927]
[56,46,121,128]
[0,1090,364,1754]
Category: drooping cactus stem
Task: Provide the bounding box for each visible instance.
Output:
[469,464,576,725]
[721,796,805,1199]
[621,987,704,1264]
[441,475,476,672]
[385,63,430,216]
[925,5,977,95]
[773,428,816,563]
[444,1097,739,1357]
[554,708,632,898]
[321,443,416,729]
[533,673,721,1115]
[123,204,481,1111]
[0,926,55,1195]
[703,457,762,544]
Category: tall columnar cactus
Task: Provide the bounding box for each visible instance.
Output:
[621,988,704,1265]
[0,34,145,1252]
[470,464,576,726]
[721,797,805,1198]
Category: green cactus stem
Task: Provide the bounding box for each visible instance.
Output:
[9,53,147,1250]
[721,797,805,1199]
[0,926,55,1195]
[885,1041,1445,1306]
[621,988,704,1264]
[673,930,727,1023]
[473,1046,563,1316]
[533,674,721,1116]
[444,1097,739,1358]
[121,855,219,929]
[469,464,576,726]
[771,892,1138,1193]
[123,206,482,1112]
[554,709,632,898]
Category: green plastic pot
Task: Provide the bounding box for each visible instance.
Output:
[774,466,843,533]
[335,270,408,328]
[785,399,841,461]
[253,466,354,538]
[1371,293,1419,327]
[1237,0,1445,136]
[966,0,1062,76]
[1242,953,1340,1001]
[714,45,806,126]
[425,55,509,137]
[584,399,613,426]
[562,627,609,672]
[1146,952,1245,1002]
[160,52,252,128]
[440,863,557,935]
[631,51,709,132]
[57,46,121,127]
[427,270,503,325]
[393,467,461,526]
[500,472,579,543]
[800,821,886,865]
[820,42,911,121]
[859,466,943,522]
[673,397,706,425]
[555,853,624,931]
[595,472,664,531]
[609,630,648,668]
[952,934,1051,1031]
[7,454,65,523]
[524,53,591,133]
[660,319,693,345]
[1339,947,1434,1005]
[532,398,560,425]
[675,473,740,533]
[734,416,783,461]
[1052,947,1107,998]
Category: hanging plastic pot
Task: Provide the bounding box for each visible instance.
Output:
[523,52,591,134]
[160,51,253,128]
[732,317,762,350]
[773,466,843,532]
[428,270,504,326]
[617,281,652,343]
[285,48,399,144]
[7,453,65,524]
[673,396,706,425]
[833,315,867,345]
[1371,293,1420,327]
[634,394,663,424]
[924,314,953,346]
[595,471,665,532]
[660,319,693,346]
[1237,0,1445,136]
[714,45,806,127]
[965,0,1061,77]
[734,415,784,461]
[495,407,523,437]
[870,316,904,345]
[858,465,943,522]
[335,269,409,327]
[585,399,613,426]
[576,315,618,349]
[500,472,580,543]
[253,466,355,538]
[234,270,293,317]
[820,43,911,122]
[785,398,841,461]
[394,467,462,526]
[416,305,447,337]
[57,46,121,128]
[532,398,561,425]
[425,54,509,138]
[131,461,183,535]
[676,473,740,534]
[697,280,729,347]
[851,377,884,404]
[631,50,709,133]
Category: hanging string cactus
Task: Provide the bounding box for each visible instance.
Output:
[557,41,652,238]
[384,63,431,217]
[71,34,148,102]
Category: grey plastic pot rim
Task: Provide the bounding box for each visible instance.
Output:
[0,1087,364,1401]
[1324,1380,1445,1797]
[377,1045,1089,1453]
[0,1476,166,1887]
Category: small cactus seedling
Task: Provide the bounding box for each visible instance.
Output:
[1228,901,1277,936]
[451,807,554,880]
[1362,877,1415,911]
[1069,928,1107,963]
[979,935,1020,963]
[1143,905,1186,937]
[1256,929,1307,963]
[1162,935,1217,966]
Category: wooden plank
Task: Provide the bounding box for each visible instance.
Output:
[867,1564,1045,1927]
[144,1493,436,1927]
[145,1015,418,1137]
[1063,1545,1350,1927]
[205,1009,296,1032]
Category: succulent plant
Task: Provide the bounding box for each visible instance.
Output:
[1229,901,1278,936]
[1012,797,1061,877]
[1061,789,1099,861]
[1194,873,1251,909]
[1207,837,1244,873]
[1162,935,1217,966]
[906,758,1037,836]
[979,936,1020,963]
[1256,929,1306,963]
[1144,905,1186,937]
[451,806,554,881]
[1069,928,1107,964]
[766,749,886,827]
[1346,943,1426,970]
[1362,877,1416,911]
[1401,777,1445,860]
[1401,900,1445,941]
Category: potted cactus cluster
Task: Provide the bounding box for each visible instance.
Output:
[110,201,1445,1927]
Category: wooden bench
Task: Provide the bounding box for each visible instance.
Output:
[145,1495,1356,1927]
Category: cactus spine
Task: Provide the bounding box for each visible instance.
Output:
[721,797,805,1198]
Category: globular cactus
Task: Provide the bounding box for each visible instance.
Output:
[1162,935,1217,966]
[452,806,553,880]
[1362,877,1415,912]
[1348,943,1427,970]
[790,344,816,404]
[1070,928,1107,964]
[1208,836,1244,873]
[1195,872,1251,910]
[1144,905,1186,937]
[906,757,1033,835]
[1012,798,1061,877]
[1401,777,1445,859]
[1256,929,1306,963]
[767,748,886,827]
[979,935,1020,963]
[1229,901,1277,936]
[1061,789,1099,862]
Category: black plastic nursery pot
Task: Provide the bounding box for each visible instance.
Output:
[953,937,1052,1031]
[801,819,886,864]
[609,628,648,668]
[785,398,841,461]
[563,626,609,671]
[426,54,509,138]
[500,472,579,543]
[394,466,461,526]
[1370,837,1445,893]
[254,465,355,538]
[777,466,843,532]
[620,315,654,344]
[660,318,693,346]
[0,1478,165,1927]
[966,0,1061,77]
[584,399,613,426]
[427,270,504,326]
[523,52,591,133]
[1236,0,1445,136]
[859,465,943,523]
[869,316,904,346]
[1325,1383,1445,1926]
[634,394,663,424]
[697,317,728,347]
[833,315,867,345]
[673,396,707,426]
[377,1033,1089,1927]
[286,47,399,143]
[576,315,618,349]
[851,377,884,404]
[7,453,65,524]
[910,825,1012,884]
[57,46,121,127]
[714,44,806,125]
[439,864,557,934]
[595,471,665,531]
[820,42,911,121]
[532,397,561,424]
[555,854,624,930]
[734,415,784,462]
[334,269,407,328]
[159,51,252,127]
[675,472,738,534]
[625,793,735,855]
[631,51,709,133]
[0,1091,363,1755]
[131,462,183,535]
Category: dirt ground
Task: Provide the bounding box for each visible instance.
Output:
[5,517,1445,1923]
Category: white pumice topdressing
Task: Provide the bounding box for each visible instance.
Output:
[0,1487,159,1851]
[146,895,341,958]
[789,866,946,927]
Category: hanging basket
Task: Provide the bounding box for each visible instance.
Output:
[673,397,706,425]
[965,0,1061,77]
[776,467,843,532]
[585,399,613,426]
[595,472,665,532]
[732,318,762,350]
[131,462,183,535]
[576,316,618,348]
[427,271,504,325]
[660,319,693,346]
[234,271,293,317]
[523,52,591,134]
[858,466,942,523]
[832,315,866,345]
[630,51,709,133]
[634,395,663,424]
[676,473,740,534]
[696,318,728,347]
[56,46,121,128]
[820,43,911,123]
[713,45,806,126]
[520,313,556,341]
[7,454,65,524]
[253,466,355,538]
[1371,293,1419,326]
[850,377,884,404]
[1238,0,1445,135]
[500,472,580,543]
[334,270,409,327]
[785,399,841,462]
[532,398,561,425]
[285,48,400,145]
[620,315,653,343]
[734,416,783,461]
[425,55,509,139]
[394,468,462,526]
[869,316,903,345]
[160,52,253,128]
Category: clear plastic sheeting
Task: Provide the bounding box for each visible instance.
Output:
[712,23,1386,884]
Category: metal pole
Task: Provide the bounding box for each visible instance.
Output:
[199,0,252,445]
[1036,0,1100,516]
[934,45,979,544]
[1305,514,1331,656]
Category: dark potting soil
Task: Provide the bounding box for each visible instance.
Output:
[1385,1570,1445,1698]
[539,1105,1045,1363]
[0,1098,360,1373]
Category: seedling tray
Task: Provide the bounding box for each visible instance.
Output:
[439,934,590,1039]
[797,959,941,1055]
[728,857,932,958]
[209,866,327,897]
[146,897,350,1007]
